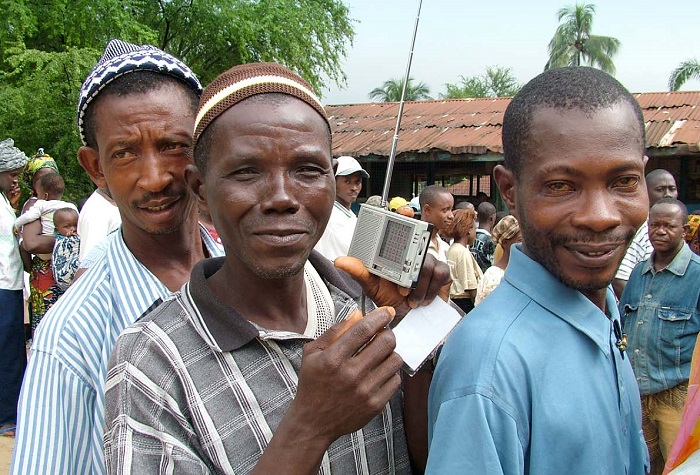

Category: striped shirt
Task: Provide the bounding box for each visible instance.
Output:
[11,225,222,475]
[615,220,653,281]
[104,254,411,474]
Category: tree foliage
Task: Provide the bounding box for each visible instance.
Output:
[368,77,432,102]
[545,3,620,74]
[669,58,700,91]
[0,0,355,202]
[441,66,521,99]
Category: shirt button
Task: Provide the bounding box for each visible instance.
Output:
[637,377,642,381]
[635,349,640,354]
[646,294,652,298]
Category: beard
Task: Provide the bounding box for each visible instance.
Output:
[518,214,635,293]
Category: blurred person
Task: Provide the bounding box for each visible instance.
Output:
[686,213,699,256]
[427,67,649,474]
[11,39,222,475]
[16,173,78,329]
[314,155,369,261]
[0,138,28,438]
[614,169,678,297]
[420,185,454,262]
[474,215,522,305]
[51,208,81,291]
[621,198,700,475]
[471,201,497,272]
[21,148,60,215]
[365,194,383,207]
[389,196,415,217]
[445,208,482,313]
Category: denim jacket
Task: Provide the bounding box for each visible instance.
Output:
[620,244,700,396]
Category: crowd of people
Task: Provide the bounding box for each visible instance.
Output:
[0,37,698,475]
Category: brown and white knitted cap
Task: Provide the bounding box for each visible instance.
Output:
[193,62,328,144]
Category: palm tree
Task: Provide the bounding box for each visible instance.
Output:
[368,77,432,102]
[669,59,700,91]
[545,3,620,74]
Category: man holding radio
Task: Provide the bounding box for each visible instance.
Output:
[103,62,449,474]
[427,67,649,474]
[314,155,369,262]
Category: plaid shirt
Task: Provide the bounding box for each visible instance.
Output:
[104,253,411,474]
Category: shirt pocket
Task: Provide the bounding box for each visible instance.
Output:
[656,307,693,345]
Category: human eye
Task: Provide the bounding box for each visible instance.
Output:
[613,176,640,189]
[545,181,574,194]
[112,149,136,160]
[298,165,326,179]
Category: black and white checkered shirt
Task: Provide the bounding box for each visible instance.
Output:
[104,253,411,474]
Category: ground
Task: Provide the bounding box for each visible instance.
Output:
[0,437,12,474]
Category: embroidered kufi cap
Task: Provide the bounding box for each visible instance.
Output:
[0,138,28,173]
[193,62,328,145]
[77,39,202,145]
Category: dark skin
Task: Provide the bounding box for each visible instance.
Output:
[77,84,205,291]
[648,203,688,271]
[187,96,450,474]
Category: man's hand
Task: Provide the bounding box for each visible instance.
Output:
[252,307,403,474]
[335,254,451,319]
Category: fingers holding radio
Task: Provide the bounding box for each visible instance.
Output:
[405,254,452,308]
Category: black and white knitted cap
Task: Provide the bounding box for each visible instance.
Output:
[77,39,202,145]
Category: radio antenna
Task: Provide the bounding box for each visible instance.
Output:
[381,0,424,207]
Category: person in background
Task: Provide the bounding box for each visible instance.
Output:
[11,39,222,475]
[427,66,649,474]
[0,138,28,438]
[420,185,454,262]
[389,196,415,217]
[445,208,482,313]
[15,173,77,238]
[613,169,678,298]
[621,198,700,475]
[77,187,121,262]
[51,207,80,291]
[471,201,497,272]
[313,155,369,261]
[21,148,60,216]
[475,215,522,306]
[685,213,700,256]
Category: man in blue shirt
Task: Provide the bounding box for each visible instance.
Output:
[621,198,700,475]
[427,66,650,474]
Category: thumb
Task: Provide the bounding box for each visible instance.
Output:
[312,309,364,351]
[334,256,371,283]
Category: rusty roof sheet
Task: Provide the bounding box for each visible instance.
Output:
[326,91,700,158]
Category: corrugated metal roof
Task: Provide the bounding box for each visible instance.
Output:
[326,91,700,158]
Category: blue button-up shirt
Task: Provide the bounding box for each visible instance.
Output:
[427,245,648,475]
[620,243,700,396]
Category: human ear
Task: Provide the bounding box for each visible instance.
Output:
[185,164,209,214]
[494,165,517,218]
[77,146,108,189]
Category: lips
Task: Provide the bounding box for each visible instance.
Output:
[564,243,624,267]
[138,197,179,212]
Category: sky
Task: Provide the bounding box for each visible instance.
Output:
[321,0,700,105]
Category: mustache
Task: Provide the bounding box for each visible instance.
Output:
[548,230,635,247]
[131,189,188,207]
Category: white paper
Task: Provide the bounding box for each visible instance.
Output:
[393,298,464,375]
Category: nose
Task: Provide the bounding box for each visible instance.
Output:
[663,188,674,198]
[260,171,300,213]
[571,189,622,232]
[136,149,174,192]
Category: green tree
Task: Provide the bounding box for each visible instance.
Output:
[369,77,432,102]
[544,3,620,74]
[669,58,700,91]
[0,0,355,202]
[441,66,521,98]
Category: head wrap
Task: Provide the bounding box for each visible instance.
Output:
[491,215,520,246]
[194,62,328,145]
[686,214,700,243]
[78,39,202,145]
[24,148,59,185]
[0,138,28,173]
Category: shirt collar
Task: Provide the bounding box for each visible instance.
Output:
[333,200,356,219]
[643,243,693,276]
[504,244,615,354]
[186,251,363,352]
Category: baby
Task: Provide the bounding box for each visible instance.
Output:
[15,173,78,261]
[51,207,81,290]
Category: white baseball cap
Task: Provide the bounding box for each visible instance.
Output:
[335,156,369,178]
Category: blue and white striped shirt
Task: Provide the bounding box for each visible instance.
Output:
[11,225,222,475]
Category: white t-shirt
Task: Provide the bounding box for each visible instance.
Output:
[77,189,121,261]
[0,193,24,290]
[314,201,357,262]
